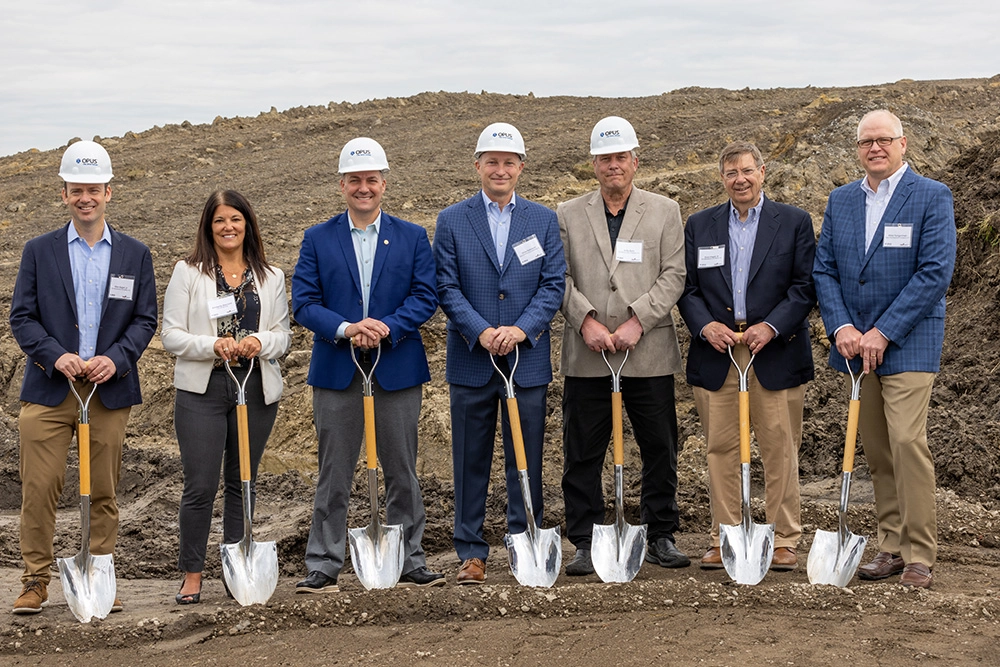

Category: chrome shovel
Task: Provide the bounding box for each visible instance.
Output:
[58,379,116,623]
[493,345,561,588]
[807,361,868,587]
[220,358,279,606]
[591,350,648,583]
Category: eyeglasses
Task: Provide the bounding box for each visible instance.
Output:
[857,136,902,149]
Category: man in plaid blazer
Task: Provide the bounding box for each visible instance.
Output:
[813,109,956,589]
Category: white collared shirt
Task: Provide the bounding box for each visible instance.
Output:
[862,163,909,252]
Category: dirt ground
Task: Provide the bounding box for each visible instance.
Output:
[1,76,999,665]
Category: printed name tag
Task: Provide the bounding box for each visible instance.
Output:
[208,294,238,318]
[883,225,913,248]
[513,234,545,265]
[697,245,726,268]
[108,275,135,300]
[615,240,643,263]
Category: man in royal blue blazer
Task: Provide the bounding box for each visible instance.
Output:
[434,123,565,584]
[10,141,157,614]
[814,110,956,589]
[292,137,442,592]
[678,141,816,572]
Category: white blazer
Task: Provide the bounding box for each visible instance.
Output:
[161,260,291,404]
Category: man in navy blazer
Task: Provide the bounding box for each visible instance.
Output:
[434,122,565,584]
[814,110,956,589]
[292,137,442,592]
[10,141,157,614]
[678,141,815,572]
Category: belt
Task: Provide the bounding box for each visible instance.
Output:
[734,320,748,333]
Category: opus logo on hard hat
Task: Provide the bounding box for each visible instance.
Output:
[493,131,514,141]
[600,130,621,139]
[351,149,372,157]
[78,157,100,166]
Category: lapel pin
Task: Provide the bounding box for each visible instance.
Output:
[383,239,389,245]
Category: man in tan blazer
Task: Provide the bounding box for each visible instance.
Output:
[557,116,688,575]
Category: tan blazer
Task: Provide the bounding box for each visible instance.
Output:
[557,187,685,377]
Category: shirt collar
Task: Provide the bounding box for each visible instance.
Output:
[481,190,517,212]
[729,193,764,223]
[67,220,112,245]
[861,162,909,196]
[346,210,382,233]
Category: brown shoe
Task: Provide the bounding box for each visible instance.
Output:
[700,547,724,570]
[900,562,933,589]
[12,579,48,615]
[770,547,798,571]
[111,597,123,613]
[857,551,905,580]
[456,558,486,585]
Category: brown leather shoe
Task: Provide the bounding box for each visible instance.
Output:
[700,547,724,570]
[857,551,905,580]
[456,558,486,585]
[900,562,933,589]
[12,579,48,615]
[770,547,798,571]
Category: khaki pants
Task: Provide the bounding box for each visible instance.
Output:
[19,382,130,585]
[857,371,937,567]
[693,345,805,549]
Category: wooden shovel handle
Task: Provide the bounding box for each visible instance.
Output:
[843,398,861,473]
[507,396,528,472]
[78,422,91,496]
[738,390,751,465]
[237,403,251,482]
[612,391,624,466]
[364,394,378,471]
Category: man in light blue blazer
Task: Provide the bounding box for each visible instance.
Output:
[292,137,442,591]
[814,109,956,589]
[433,123,566,584]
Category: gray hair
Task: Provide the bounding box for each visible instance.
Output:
[857,109,904,140]
[718,141,764,173]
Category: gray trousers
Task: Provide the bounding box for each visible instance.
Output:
[305,376,427,578]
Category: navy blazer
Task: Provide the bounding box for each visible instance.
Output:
[678,197,816,392]
[291,210,437,392]
[10,222,158,410]
[814,167,956,374]
[433,192,565,389]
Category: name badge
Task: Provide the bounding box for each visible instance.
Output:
[108,275,135,301]
[883,225,912,248]
[208,294,238,319]
[513,234,545,265]
[697,245,726,268]
[615,240,643,263]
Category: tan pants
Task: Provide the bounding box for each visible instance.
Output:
[693,345,805,549]
[857,371,937,567]
[19,382,130,585]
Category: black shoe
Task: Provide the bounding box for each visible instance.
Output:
[295,571,339,594]
[565,548,594,576]
[645,537,691,568]
[397,566,446,588]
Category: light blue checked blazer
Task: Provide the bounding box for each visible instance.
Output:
[813,167,956,375]
[433,192,565,388]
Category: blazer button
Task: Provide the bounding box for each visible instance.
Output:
[859,279,866,285]
[610,285,617,292]
[499,293,505,300]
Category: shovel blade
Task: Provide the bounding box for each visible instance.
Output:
[57,552,116,623]
[220,539,279,606]
[807,529,868,587]
[720,521,774,585]
[506,526,561,588]
[591,522,648,583]
[349,522,404,590]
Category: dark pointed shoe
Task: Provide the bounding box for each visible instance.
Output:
[565,548,594,576]
[295,571,339,594]
[397,566,446,588]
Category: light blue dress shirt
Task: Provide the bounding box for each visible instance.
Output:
[336,212,381,340]
[67,221,112,360]
[482,190,516,268]
[729,196,763,322]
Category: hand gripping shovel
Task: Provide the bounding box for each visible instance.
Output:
[807,360,868,586]
[220,358,279,606]
[347,342,404,590]
[492,345,561,588]
[591,350,648,583]
[58,379,116,623]
[719,336,775,585]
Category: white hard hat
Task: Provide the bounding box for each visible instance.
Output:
[338,137,390,174]
[59,140,113,183]
[474,122,526,160]
[590,116,639,155]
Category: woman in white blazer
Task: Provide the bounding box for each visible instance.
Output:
[162,190,291,604]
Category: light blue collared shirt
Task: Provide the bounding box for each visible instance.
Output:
[861,162,909,252]
[336,212,382,340]
[481,190,516,268]
[67,221,112,360]
[729,195,763,322]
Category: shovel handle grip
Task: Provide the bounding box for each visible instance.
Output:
[738,390,751,464]
[612,391,624,466]
[506,396,528,472]
[78,422,91,495]
[237,403,251,482]
[363,394,378,470]
[843,398,861,473]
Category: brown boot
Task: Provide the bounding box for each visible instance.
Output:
[12,579,48,615]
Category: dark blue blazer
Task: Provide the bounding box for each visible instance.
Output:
[678,197,816,392]
[291,211,437,392]
[433,192,565,389]
[10,222,158,409]
[814,167,956,374]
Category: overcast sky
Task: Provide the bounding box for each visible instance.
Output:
[2,0,997,158]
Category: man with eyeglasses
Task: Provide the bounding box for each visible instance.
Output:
[813,109,955,589]
[678,141,816,572]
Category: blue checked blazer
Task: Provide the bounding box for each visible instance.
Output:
[433,192,565,388]
[813,167,956,375]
